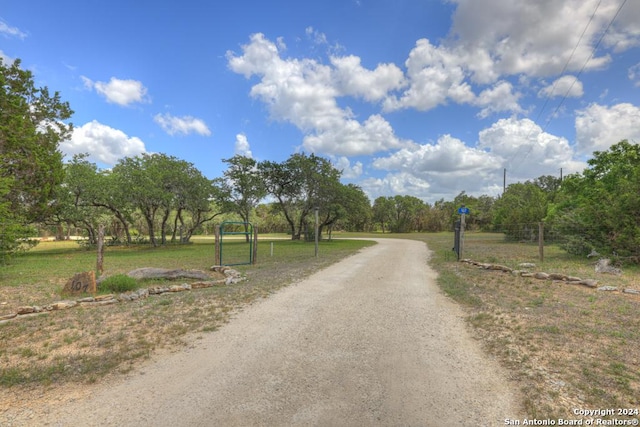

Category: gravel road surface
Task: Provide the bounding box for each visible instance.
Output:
[44,238,521,426]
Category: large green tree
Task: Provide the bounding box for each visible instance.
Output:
[258,153,342,240]
[0,58,73,223]
[493,182,547,241]
[215,155,266,241]
[0,58,73,258]
[551,140,640,257]
[112,153,218,246]
[372,196,395,233]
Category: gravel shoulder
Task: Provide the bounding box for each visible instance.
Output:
[36,238,521,426]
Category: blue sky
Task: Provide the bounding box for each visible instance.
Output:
[2,0,640,203]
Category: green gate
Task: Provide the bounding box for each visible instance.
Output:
[215,222,256,266]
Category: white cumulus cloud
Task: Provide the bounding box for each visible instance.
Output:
[227,33,407,156]
[575,103,640,155]
[477,117,582,179]
[82,76,150,106]
[538,75,584,98]
[0,19,27,39]
[234,133,253,157]
[62,120,146,165]
[154,113,211,136]
[448,0,618,82]
[333,156,363,179]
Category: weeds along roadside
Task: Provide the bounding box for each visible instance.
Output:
[416,232,640,420]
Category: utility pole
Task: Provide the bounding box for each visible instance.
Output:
[503,168,506,195]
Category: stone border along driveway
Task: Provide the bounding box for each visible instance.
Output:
[460,259,640,296]
[0,266,244,325]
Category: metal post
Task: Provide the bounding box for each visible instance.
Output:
[460,210,466,260]
[314,206,319,258]
[252,225,258,265]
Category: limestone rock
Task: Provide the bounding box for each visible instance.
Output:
[597,286,618,292]
[576,279,598,288]
[191,281,219,289]
[63,271,97,294]
[595,259,622,275]
[0,312,17,321]
[136,288,149,299]
[623,288,640,295]
[50,300,78,310]
[17,306,36,315]
[534,272,550,280]
[127,268,211,281]
[519,263,536,268]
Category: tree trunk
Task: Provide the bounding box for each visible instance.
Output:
[96,224,105,276]
[171,209,181,243]
[115,212,132,245]
[144,211,157,247]
[160,209,170,245]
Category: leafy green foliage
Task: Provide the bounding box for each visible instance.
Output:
[493,182,548,240]
[99,274,139,293]
[0,59,73,223]
[0,58,72,257]
[551,140,640,257]
[258,153,343,240]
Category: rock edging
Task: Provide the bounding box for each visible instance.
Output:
[459,259,640,296]
[0,266,244,324]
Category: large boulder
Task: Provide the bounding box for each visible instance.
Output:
[127,268,212,281]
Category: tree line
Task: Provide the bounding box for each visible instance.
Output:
[53,152,372,247]
[3,57,639,260]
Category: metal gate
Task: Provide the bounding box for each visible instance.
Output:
[215,221,257,266]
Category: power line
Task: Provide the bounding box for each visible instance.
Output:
[509,0,628,172]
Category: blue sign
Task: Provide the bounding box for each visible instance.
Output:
[458,207,470,215]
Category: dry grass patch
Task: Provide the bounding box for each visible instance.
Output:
[0,238,374,413]
[417,232,640,419]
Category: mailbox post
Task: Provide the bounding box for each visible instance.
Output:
[456,205,469,260]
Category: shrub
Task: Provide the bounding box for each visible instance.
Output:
[99,274,139,293]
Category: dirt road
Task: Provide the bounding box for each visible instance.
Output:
[45,238,521,426]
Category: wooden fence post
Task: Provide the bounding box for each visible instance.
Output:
[538,222,544,262]
[214,225,220,266]
[96,224,105,276]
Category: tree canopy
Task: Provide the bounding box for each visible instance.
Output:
[1,58,73,258]
[551,140,640,257]
[0,58,73,223]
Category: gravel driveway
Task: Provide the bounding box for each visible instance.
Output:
[46,238,521,426]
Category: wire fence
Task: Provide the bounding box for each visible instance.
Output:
[462,221,639,263]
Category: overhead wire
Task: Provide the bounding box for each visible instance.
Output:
[507,0,628,176]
